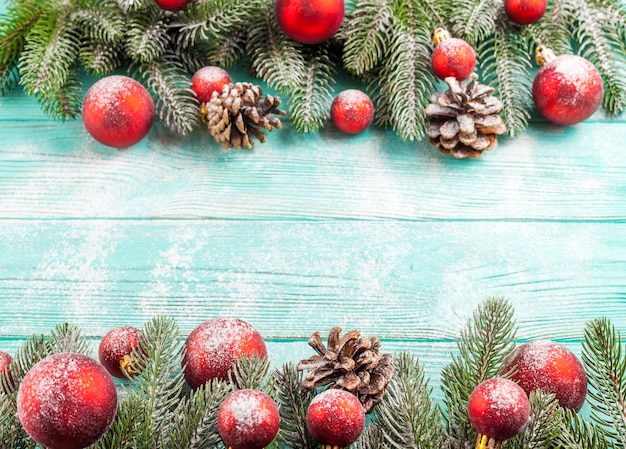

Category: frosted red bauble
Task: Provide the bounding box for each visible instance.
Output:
[505,0,547,24]
[191,66,233,104]
[17,353,117,449]
[431,38,476,81]
[98,326,144,379]
[218,389,280,449]
[274,0,345,45]
[0,350,13,393]
[532,54,603,126]
[82,75,155,148]
[182,317,267,389]
[330,89,375,134]
[154,0,190,11]
[468,378,530,441]
[503,340,588,411]
[306,389,365,447]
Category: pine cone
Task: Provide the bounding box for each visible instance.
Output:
[425,73,506,159]
[202,82,285,150]
[297,327,393,413]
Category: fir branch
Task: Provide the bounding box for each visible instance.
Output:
[522,0,572,56]
[273,363,317,449]
[125,4,170,64]
[18,9,81,97]
[582,317,626,448]
[0,0,42,71]
[477,29,533,136]
[131,316,187,448]
[448,0,502,45]
[352,421,387,449]
[288,47,336,133]
[247,5,307,93]
[49,322,91,355]
[229,354,273,391]
[372,24,435,141]
[134,57,199,135]
[440,297,517,449]
[508,390,563,449]
[554,408,612,449]
[342,0,395,75]
[71,0,125,44]
[96,393,148,449]
[0,61,20,95]
[203,28,247,68]
[167,379,232,449]
[373,352,444,449]
[79,40,123,75]
[568,0,626,115]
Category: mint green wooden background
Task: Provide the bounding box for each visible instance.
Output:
[0,4,625,405]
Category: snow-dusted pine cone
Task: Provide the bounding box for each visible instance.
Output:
[426,73,506,158]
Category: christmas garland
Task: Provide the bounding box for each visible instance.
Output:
[0,0,625,147]
[1,297,626,449]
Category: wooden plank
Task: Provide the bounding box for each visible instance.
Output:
[0,220,623,342]
[0,119,625,220]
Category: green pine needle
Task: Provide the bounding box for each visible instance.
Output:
[477,30,534,136]
[508,390,563,449]
[448,0,502,45]
[273,363,317,449]
[125,5,170,64]
[582,317,626,448]
[555,408,612,449]
[229,354,273,391]
[80,41,123,75]
[134,57,200,135]
[342,0,395,75]
[373,352,444,449]
[441,297,518,447]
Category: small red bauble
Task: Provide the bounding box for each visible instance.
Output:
[431,29,476,81]
[154,0,190,11]
[98,325,144,379]
[191,66,233,104]
[0,350,13,393]
[82,75,155,148]
[306,389,365,448]
[182,317,268,389]
[532,50,603,126]
[274,0,345,45]
[17,353,117,449]
[503,340,588,411]
[330,89,375,134]
[468,378,530,442]
[504,0,547,25]
[218,389,281,449]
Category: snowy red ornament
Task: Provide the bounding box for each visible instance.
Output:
[503,339,588,411]
[532,46,603,126]
[154,0,190,11]
[82,75,155,148]
[504,0,547,25]
[330,89,375,134]
[17,353,117,449]
[306,389,366,448]
[182,317,268,389]
[431,28,476,81]
[98,325,144,379]
[218,389,281,449]
[191,66,233,104]
[0,350,13,393]
[274,0,345,45]
[468,378,530,447]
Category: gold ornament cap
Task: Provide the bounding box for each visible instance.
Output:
[476,434,503,449]
[433,28,452,46]
[535,45,557,67]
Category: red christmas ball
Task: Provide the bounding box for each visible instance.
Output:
[468,378,530,441]
[504,0,547,25]
[191,66,233,104]
[532,54,603,126]
[17,353,117,449]
[306,389,365,447]
[182,317,268,389]
[218,389,280,449]
[0,350,13,393]
[274,0,345,45]
[431,37,476,81]
[98,326,144,379]
[330,89,375,134]
[82,75,155,148]
[154,0,190,11]
[503,340,588,411]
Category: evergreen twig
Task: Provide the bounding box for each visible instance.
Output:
[508,390,563,449]
[554,408,612,449]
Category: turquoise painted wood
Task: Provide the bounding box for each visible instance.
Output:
[0,35,625,414]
